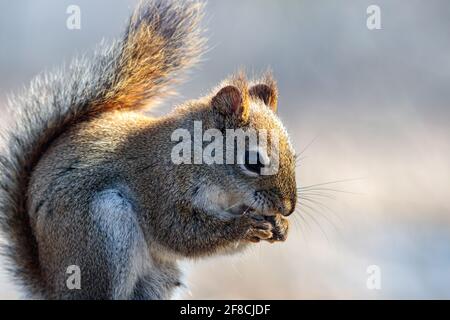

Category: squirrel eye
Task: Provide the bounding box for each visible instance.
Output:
[241,150,265,176]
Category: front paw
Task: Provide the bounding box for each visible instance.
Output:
[265,215,289,243]
[243,215,274,243]
[242,214,289,243]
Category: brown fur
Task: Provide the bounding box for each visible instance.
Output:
[0,0,296,299]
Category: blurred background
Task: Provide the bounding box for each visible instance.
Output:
[1,0,450,299]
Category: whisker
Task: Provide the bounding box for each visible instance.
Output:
[298,200,329,223]
[300,207,330,243]
[297,177,365,190]
[299,187,363,195]
[295,155,309,167]
[295,134,320,161]
[292,208,313,242]
[298,191,337,200]
[223,201,244,212]
[297,198,341,237]
[242,199,257,216]
[291,209,309,243]
[300,196,343,225]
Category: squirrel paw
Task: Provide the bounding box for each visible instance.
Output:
[242,214,289,243]
[243,215,274,243]
[265,215,289,243]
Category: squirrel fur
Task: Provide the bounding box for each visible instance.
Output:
[0,0,297,299]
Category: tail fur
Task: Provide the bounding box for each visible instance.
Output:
[0,0,205,297]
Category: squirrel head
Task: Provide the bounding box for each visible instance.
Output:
[172,72,297,220]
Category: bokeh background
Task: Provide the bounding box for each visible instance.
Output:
[1,0,450,299]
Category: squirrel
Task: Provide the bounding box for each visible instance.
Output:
[0,0,297,299]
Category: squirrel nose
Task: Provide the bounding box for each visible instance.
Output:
[279,198,295,217]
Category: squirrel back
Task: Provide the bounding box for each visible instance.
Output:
[0,0,205,297]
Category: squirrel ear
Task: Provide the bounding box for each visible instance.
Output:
[249,84,278,112]
[211,85,249,121]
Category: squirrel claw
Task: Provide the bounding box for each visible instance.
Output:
[243,219,274,242]
[266,215,289,242]
[242,214,290,243]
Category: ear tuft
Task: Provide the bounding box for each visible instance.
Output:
[249,72,278,112]
[249,84,278,112]
[211,85,249,121]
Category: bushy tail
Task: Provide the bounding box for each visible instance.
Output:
[0,0,205,297]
